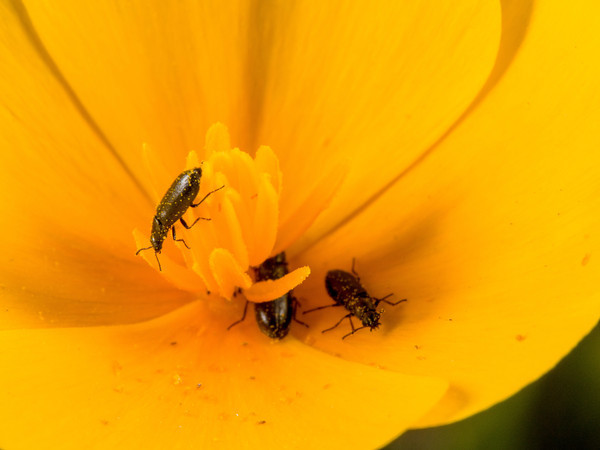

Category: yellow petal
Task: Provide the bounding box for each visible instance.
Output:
[0,3,200,328]
[0,301,448,449]
[253,1,501,251]
[21,0,252,177]
[276,161,348,256]
[296,1,600,427]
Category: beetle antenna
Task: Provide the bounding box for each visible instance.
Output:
[191,185,225,208]
[375,295,407,307]
[351,258,360,279]
[321,313,352,333]
[135,246,162,271]
[342,325,367,340]
[135,245,153,255]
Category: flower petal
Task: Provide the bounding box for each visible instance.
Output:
[251,1,501,250]
[0,2,195,328]
[0,301,448,449]
[20,0,252,177]
[295,1,600,427]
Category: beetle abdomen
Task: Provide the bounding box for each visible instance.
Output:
[325,270,369,305]
[254,297,293,339]
[325,269,379,329]
[155,168,202,228]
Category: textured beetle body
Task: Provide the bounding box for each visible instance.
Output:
[136,167,223,271]
[254,252,294,339]
[325,269,381,329]
[150,168,202,252]
[303,260,405,338]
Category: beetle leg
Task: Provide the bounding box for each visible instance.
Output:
[351,257,360,281]
[179,216,210,230]
[381,299,407,306]
[321,313,352,334]
[171,226,191,249]
[227,300,249,330]
[303,303,343,315]
[135,245,153,255]
[191,185,225,207]
[375,294,407,307]
[342,323,367,340]
[291,296,309,328]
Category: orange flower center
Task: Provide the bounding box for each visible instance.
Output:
[134,123,311,301]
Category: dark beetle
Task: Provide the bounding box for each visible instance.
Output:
[254,252,306,339]
[304,259,406,339]
[136,167,223,270]
[228,252,307,339]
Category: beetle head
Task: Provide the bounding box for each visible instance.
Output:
[191,167,202,181]
[150,217,167,252]
[361,308,381,330]
[150,234,162,252]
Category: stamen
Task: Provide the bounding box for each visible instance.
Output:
[134,123,342,303]
[245,266,311,302]
[204,122,231,155]
[209,248,252,300]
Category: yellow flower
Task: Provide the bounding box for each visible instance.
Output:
[1,1,599,449]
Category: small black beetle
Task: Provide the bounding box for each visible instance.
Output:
[228,252,307,339]
[136,167,224,270]
[304,259,406,339]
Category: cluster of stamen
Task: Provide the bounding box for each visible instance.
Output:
[134,123,310,301]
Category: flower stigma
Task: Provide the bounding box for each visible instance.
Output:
[134,123,318,302]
